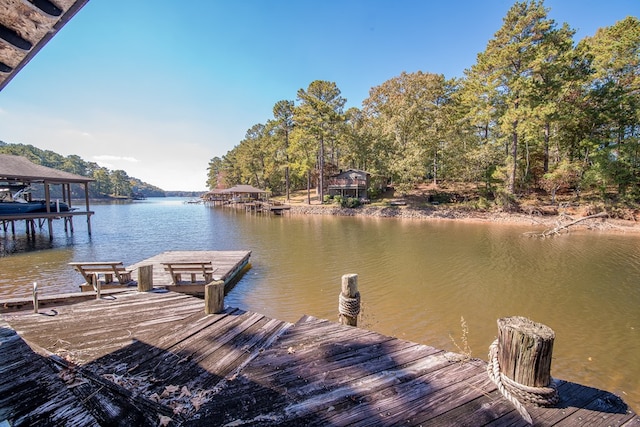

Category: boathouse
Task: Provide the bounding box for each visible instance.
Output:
[222,184,269,203]
[0,154,94,238]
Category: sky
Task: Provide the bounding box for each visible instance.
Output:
[0,1,637,191]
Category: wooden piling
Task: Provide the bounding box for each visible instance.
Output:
[497,316,555,388]
[137,265,153,292]
[93,274,101,300]
[204,280,225,314]
[338,273,360,326]
[32,282,38,314]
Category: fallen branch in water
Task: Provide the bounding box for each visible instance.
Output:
[526,212,609,237]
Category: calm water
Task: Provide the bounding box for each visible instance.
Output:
[1,198,639,410]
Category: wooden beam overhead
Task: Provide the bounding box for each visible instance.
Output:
[0,0,89,92]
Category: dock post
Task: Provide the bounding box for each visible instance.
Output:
[488,316,559,424]
[338,273,360,326]
[137,265,153,292]
[94,274,101,300]
[204,280,225,314]
[32,282,38,314]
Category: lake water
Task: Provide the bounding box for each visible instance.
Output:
[1,197,639,411]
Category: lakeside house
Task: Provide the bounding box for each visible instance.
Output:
[327,169,386,200]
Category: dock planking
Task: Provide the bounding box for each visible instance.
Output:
[0,251,252,311]
[1,291,637,426]
[128,250,252,294]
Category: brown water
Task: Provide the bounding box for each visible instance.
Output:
[1,199,639,410]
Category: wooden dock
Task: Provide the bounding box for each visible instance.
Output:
[244,201,291,215]
[67,250,251,295]
[0,251,251,311]
[127,250,252,295]
[1,291,637,426]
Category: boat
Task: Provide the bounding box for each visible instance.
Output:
[0,200,71,215]
[0,186,71,215]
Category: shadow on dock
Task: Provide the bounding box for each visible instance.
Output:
[1,291,637,426]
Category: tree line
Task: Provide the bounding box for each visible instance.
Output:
[208,1,640,208]
[0,141,165,198]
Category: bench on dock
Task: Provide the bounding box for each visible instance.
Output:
[161,261,216,285]
[69,261,133,287]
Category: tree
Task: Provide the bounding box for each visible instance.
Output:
[288,127,318,204]
[341,107,375,172]
[110,170,131,197]
[363,71,451,193]
[540,160,581,203]
[92,167,112,196]
[295,80,346,202]
[206,157,224,190]
[528,22,576,175]
[272,100,295,200]
[579,17,640,198]
[471,0,560,194]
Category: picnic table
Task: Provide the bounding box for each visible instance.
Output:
[161,261,216,285]
[69,261,133,287]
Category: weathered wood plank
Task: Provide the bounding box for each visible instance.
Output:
[0,321,100,426]
[1,290,636,426]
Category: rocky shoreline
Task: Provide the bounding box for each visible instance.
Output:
[287,203,640,234]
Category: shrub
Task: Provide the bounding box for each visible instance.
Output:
[341,197,361,208]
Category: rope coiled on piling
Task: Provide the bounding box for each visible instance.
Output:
[338,292,361,318]
[487,339,559,425]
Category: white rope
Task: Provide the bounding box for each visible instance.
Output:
[487,339,559,425]
[338,292,360,318]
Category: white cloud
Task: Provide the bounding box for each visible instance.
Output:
[0,105,216,191]
[93,155,139,163]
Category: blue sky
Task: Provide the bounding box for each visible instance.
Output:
[0,1,637,191]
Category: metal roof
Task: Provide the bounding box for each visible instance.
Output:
[0,0,89,91]
[223,185,269,194]
[0,154,93,183]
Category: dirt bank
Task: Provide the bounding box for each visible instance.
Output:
[287,203,640,234]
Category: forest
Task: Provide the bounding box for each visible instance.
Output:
[0,141,165,199]
[208,1,640,210]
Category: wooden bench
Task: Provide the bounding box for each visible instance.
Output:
[69,261,133,287]
[161,261,216,285]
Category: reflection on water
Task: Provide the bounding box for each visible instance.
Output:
[1,198,639,410]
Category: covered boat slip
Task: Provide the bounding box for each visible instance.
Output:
[0,290,637,426]
[0,154,95,238]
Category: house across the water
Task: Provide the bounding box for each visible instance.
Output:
[327,169,386,200]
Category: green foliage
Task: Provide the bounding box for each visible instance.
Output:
[0,142,164,198]
[209,6,640,206]
[341,197,361,208]
[540,160,581,203]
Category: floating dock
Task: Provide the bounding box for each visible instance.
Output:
[0,250,251,311]
[128,250,252,295]
[1,289,637,426]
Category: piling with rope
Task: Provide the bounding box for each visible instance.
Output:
[487,316,559,425]
[338,274,360,326]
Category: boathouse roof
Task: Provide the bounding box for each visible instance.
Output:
[0,0,89,91]
[224,184,269,194]
[0,154,93,184]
